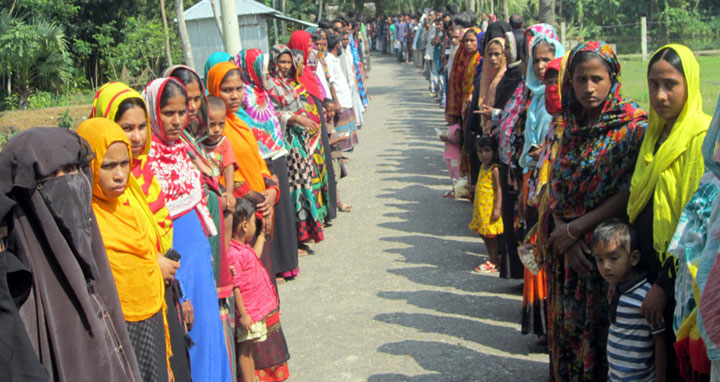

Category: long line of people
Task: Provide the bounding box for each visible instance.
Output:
[402,7,720,382]
[0,18,371,382]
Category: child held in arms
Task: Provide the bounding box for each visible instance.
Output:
[591,219,666,382]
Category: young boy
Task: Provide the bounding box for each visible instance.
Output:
[229,198,278,382]
[325,100,352,212]
[201,95,237,250]
[591,219,666,382]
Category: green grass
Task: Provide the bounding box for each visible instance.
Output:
[619,54,720,115]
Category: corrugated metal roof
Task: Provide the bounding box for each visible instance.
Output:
[185,0,278,21]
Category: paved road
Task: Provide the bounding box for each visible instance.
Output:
[279,55,548,381]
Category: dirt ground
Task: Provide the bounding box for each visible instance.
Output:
[0,104,92,132]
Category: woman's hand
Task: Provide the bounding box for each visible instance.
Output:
[640,284,667,330]
[295,115,317,130]
[474,104,494,116]
[565,240,593,277]
[548,219,579,255]
[259,188,278,212]
[158,256,179,283]
[528,147,542,160]
[181,300,194,331]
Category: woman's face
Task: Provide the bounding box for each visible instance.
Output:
[159,94,187,141]
[486,41,504,69]
[463,33,478,54]
[532,44,555,82]
[572,57,612,112]
[218,72,244,113]
[647,59,687,123]
[185,80,202,119]
[277,53,293,78]
[297,60,305,76]
[116,105,148,159]
[98,142,130,199]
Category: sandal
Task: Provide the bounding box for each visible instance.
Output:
[337,202,353,212]
[474,261,498,273]
[443,191,455,199]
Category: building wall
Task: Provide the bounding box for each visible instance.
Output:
[187,14,270,76]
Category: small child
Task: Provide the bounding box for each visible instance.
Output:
[468,135,503,273]
[440,123,462,198]
[229,197,279,382]
[591,219,666,382]
[201,95,238,250]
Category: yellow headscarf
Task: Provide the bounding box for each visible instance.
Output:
[91,81,173,253]
[77,118,173,374]
[627,44,711,263]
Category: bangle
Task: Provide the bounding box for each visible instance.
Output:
[567,222,580,241]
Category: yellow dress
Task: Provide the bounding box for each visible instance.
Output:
[469,164,504,236]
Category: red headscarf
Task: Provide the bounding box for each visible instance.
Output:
[287,30,324,100]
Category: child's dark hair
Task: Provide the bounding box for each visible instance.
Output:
[231,197,257,233]
[648,47,684,77]
[160,78,187,108]
[207,95,226,112]
[475,134,498,152]
[590,218,638,252]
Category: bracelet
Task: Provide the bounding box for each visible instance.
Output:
[567,222,580,241]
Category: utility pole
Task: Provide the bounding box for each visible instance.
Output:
[220,0,242,54]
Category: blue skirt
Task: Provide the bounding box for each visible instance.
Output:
[173,211,231,382]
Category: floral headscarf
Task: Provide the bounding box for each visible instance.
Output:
[235,49,286,158]
[549,41,647,219]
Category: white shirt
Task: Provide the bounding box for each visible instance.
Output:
[326,52,352,108]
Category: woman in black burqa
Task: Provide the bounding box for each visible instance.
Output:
[0,127,142,381]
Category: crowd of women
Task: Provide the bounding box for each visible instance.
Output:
[397,5,720,382]
[0,18,372,382]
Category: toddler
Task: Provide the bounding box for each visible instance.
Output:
[326,100,352,212]
[468,135,503,273]
[201,95,238,250]
[439,123,462,197]
[229,197,279,382]
[591,219,666,382]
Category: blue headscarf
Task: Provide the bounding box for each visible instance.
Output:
[519,24,565,170]
[203,51,233,88]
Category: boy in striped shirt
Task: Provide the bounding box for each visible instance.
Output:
[591,219,667,382]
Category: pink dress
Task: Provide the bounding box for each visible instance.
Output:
[444,123,462,179]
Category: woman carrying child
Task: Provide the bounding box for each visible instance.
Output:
[546,42,647,381]
[468,136,503,272]
[207,61,291,381]
[627,44,712,381]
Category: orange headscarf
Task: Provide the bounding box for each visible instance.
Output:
[207,61,271,194]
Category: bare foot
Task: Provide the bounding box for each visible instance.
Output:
[337,202,353,212]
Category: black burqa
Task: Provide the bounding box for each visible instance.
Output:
[0,127,142,382]
[0,193,48,382]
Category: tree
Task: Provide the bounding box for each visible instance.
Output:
[538,0,555,24]
[159,0,174,66]
[174,0,194,68]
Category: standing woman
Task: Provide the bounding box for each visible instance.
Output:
[207,61,291,382]
[627,44,711,381]
[90,82,192,382]
[143,77,232,382]
[288,30,337,224]
[445,27,482,126]
[77,118,171,382]
[546,42,647,381]
[235,48,300,278]
[0,128,142,381]
[266,44,325,250]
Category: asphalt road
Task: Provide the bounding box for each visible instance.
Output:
[278,54,548,381]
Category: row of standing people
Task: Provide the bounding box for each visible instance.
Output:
[0,24,370,382]
[407,11,720,382]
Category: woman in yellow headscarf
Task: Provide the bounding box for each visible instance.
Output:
[77,118,171,382]
[627,44,712,382]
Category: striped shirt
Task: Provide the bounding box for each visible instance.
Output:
[607,277,663,382]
